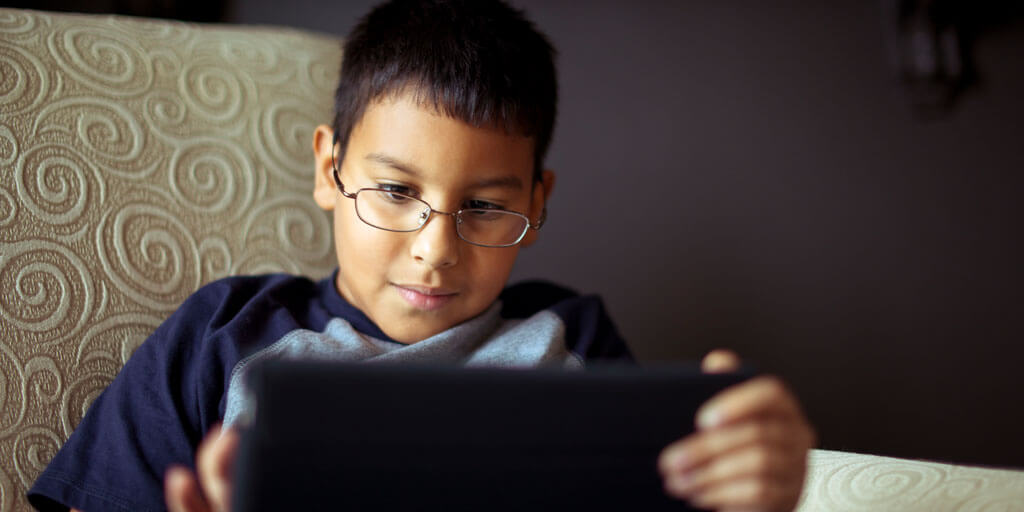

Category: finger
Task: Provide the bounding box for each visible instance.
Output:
[165,465,210,512]
[196,425,240,512]
[689,476,802,512]
[663,445,801,498]
[701,349,741,373]
[697,376,804,430]
[658,418,808,475]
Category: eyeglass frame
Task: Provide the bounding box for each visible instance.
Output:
[330,146,547,248]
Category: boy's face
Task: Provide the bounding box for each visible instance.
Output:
[313,93,554,343]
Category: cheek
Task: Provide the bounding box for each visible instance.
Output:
[334,207,400,278]
[465,247,520,293]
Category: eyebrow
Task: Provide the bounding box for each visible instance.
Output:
[366,152,422,177]
[365,152,524,191]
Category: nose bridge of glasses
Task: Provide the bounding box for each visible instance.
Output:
[418,204,459,228]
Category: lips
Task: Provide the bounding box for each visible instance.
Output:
[393,284,458,311]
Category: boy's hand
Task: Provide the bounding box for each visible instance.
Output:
[165,424,239,512]
[657,350,816,512]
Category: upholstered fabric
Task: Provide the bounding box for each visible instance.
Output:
[798,450,1024,511]
[2,8,1023,512]
[0,8,338,510]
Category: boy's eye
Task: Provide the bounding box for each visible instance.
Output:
[377,183,415,202]
[464,199,503,210]
[378,183,413,195]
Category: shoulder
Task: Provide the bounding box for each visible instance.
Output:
[145,272,330,373]
[499,280,634,363]
[176,273,322,329]
[499,280,608,323]
[499,279,580,318]
[137,272,322,355]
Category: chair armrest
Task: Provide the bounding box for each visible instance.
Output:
[797,449,1024,511]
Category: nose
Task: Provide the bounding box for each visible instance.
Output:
[410,210,460,269]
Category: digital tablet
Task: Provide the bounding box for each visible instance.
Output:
[232,361,753,512]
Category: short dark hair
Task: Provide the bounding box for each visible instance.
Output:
[332,0,557,181]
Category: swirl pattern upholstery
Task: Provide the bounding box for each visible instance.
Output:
[800,450,1024,511]
[1,7,1022,512]
[0,8,338,510]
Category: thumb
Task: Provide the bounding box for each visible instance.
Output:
[701,349,741,373]
[196,424,240,512]
[165,465,211,512]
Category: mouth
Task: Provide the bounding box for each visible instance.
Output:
[393,283,459,311]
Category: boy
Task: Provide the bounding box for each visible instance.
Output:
[29,1,815,511]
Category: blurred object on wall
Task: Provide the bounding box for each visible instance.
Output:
[883,0,1024,119]
[3,0,228,22]
[885,0,976,118]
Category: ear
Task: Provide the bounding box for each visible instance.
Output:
[520,169,556,248]
[312,124,338,210]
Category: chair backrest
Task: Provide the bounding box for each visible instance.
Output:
[0,8,340,509]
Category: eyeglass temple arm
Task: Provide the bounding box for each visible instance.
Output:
[332,168,357,199]
[329,134,356,200]
[530,206,547,230]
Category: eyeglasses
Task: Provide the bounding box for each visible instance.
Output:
[332,168,545,248]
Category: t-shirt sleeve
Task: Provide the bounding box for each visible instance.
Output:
[27,285,228,512]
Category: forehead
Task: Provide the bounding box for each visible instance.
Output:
[346,93,535,186]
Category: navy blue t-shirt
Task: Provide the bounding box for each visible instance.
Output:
[28,271,632,512]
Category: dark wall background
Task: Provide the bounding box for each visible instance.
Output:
[17,0,1022,467]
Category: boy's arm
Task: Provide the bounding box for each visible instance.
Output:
[658,350,816,511]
